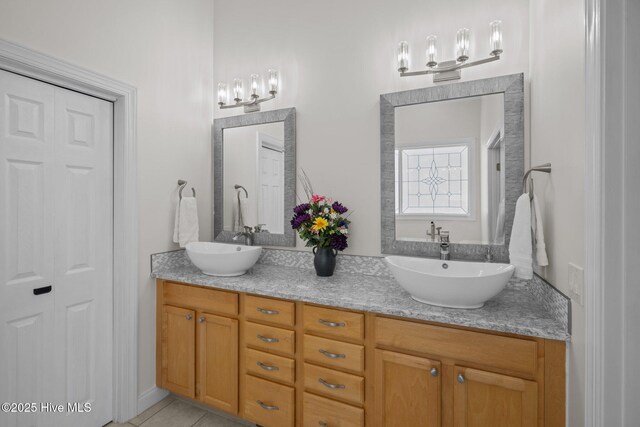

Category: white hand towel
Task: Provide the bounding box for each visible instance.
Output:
[173,197,199,248]
[509,193,533,279]
[531,195,549,267]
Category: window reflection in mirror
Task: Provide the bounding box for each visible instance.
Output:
[222,122,285,234]
[394,93,505,245]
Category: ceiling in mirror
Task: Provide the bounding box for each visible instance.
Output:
[394,93,505,245]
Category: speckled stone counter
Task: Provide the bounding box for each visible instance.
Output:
[151,249,570,341]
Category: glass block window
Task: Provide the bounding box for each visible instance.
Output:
[395,144,470,216]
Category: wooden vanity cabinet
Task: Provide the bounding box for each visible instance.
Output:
[156,280,566,427]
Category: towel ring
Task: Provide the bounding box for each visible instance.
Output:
[234,184,248,198]
[178,180,196,199]
[522,163,551,200]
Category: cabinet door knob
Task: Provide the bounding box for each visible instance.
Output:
[257,334,279,343]
[257,361,279,372]
[186,314,193,321]
[319,349,346,359]
[431,367,439,377]
[198,316,205,323]
[318,319,345,328]
[256,400,279,411]
[319,422,328,427]
[457,373,465,384]
[257,307,279,315]
[319,378,346,390]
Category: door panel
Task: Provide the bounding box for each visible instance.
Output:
[374,349,441,427]
[162,305,196,398]
[453,366,537,427]
[199,312,238,414]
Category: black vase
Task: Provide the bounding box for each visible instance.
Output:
[313,246,338,277]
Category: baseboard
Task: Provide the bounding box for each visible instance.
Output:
[137,386,170,415]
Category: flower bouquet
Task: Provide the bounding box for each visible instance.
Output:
[291,182,351,276]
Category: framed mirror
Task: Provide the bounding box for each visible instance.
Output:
[380,74,524,261]
[213,107,296,246]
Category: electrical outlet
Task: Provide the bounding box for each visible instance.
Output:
[568,263,584,305]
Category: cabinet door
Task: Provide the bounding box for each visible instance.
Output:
[161,305,196,398]
[374,349,441,427]
[453,366,537,427]
[198,312,239,414]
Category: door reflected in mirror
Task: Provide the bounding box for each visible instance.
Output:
[394,93,505,245]
[223,122,285,234]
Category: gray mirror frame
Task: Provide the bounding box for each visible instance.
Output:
[213,107,296,246]
[380,74,524,262]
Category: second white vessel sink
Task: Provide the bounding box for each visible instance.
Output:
[385,256,515,309]
[186,242,262,276]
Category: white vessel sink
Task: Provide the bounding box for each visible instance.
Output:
[186,242,262,276]
[385,256,515,309]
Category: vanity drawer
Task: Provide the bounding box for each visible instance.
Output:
[244,375,294,427]
[304,305,364,341]
[303,392,364,427]
[304,334,365,373]
[245,295,295,327]
[375,317,539,376]
[304,363,365,405]
[163,282,238,316]
[245,348,295,384]
[245,322,296,356]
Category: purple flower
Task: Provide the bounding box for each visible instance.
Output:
[332,201,348,215]
[330,234,348,251]
[293,203,310,215]
[290,213,311,229]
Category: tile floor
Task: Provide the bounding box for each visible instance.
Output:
[105,396,251,427]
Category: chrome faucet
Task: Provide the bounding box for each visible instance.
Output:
[233,224,268,246]
[439,231,450,260]
[427,221,442,241]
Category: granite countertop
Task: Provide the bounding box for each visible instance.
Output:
[151,259,570,341]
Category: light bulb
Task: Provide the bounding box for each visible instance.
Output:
[217,82,227,105]
[398,41,409,72]
[490,20,503,56]
[456,28,470,62]
[426,35,438,68]
[233,78,243,102]
[250,74,260,98]
[268,69,278,94]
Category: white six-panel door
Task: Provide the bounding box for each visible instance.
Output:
[257,133,284,234]
[0,70,113,427]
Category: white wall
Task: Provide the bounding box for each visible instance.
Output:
[529,0,585,425]
[214,0,530,254]
[0,0,215,401]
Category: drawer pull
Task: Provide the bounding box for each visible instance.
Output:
[318,319,346,328]
[319,349,346,359]
[256,400,279,411]
[257,361,280,372]
[319,378,346,390]
[257,307,280,315]
[257,334,280,343]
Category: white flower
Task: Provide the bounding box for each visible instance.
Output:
[340,227,349,235]
[330,212,338,220]
[324,207,329,214]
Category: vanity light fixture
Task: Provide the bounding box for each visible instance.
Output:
[218,69,279,113]
[397,20,503,82]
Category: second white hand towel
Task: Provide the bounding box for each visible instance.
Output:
[509,193,533,279]
[174,196,199,248]
[531,195,549,267]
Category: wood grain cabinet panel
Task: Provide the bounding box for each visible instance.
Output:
[198,313,238,414]
[304,334,365,373]
[374,349,441,427]
[245,321,296,356]
[303,392,364,427]
[246,348,296,384]
[304,363,365,405]
[244,375,295,427]
[304,305,364,341]
[453,366,538,427]
[161,305,196,398]
[163,282,238,316]
[245,295,295,327]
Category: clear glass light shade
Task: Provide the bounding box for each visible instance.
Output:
[397,41,409,72]
[250,74,260,97]
[426,35,438,67]
[233,78,243,102]
[456,28,470,62]
[490,20,503,56]
[268,69,278,94]
[217,83,227,105]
